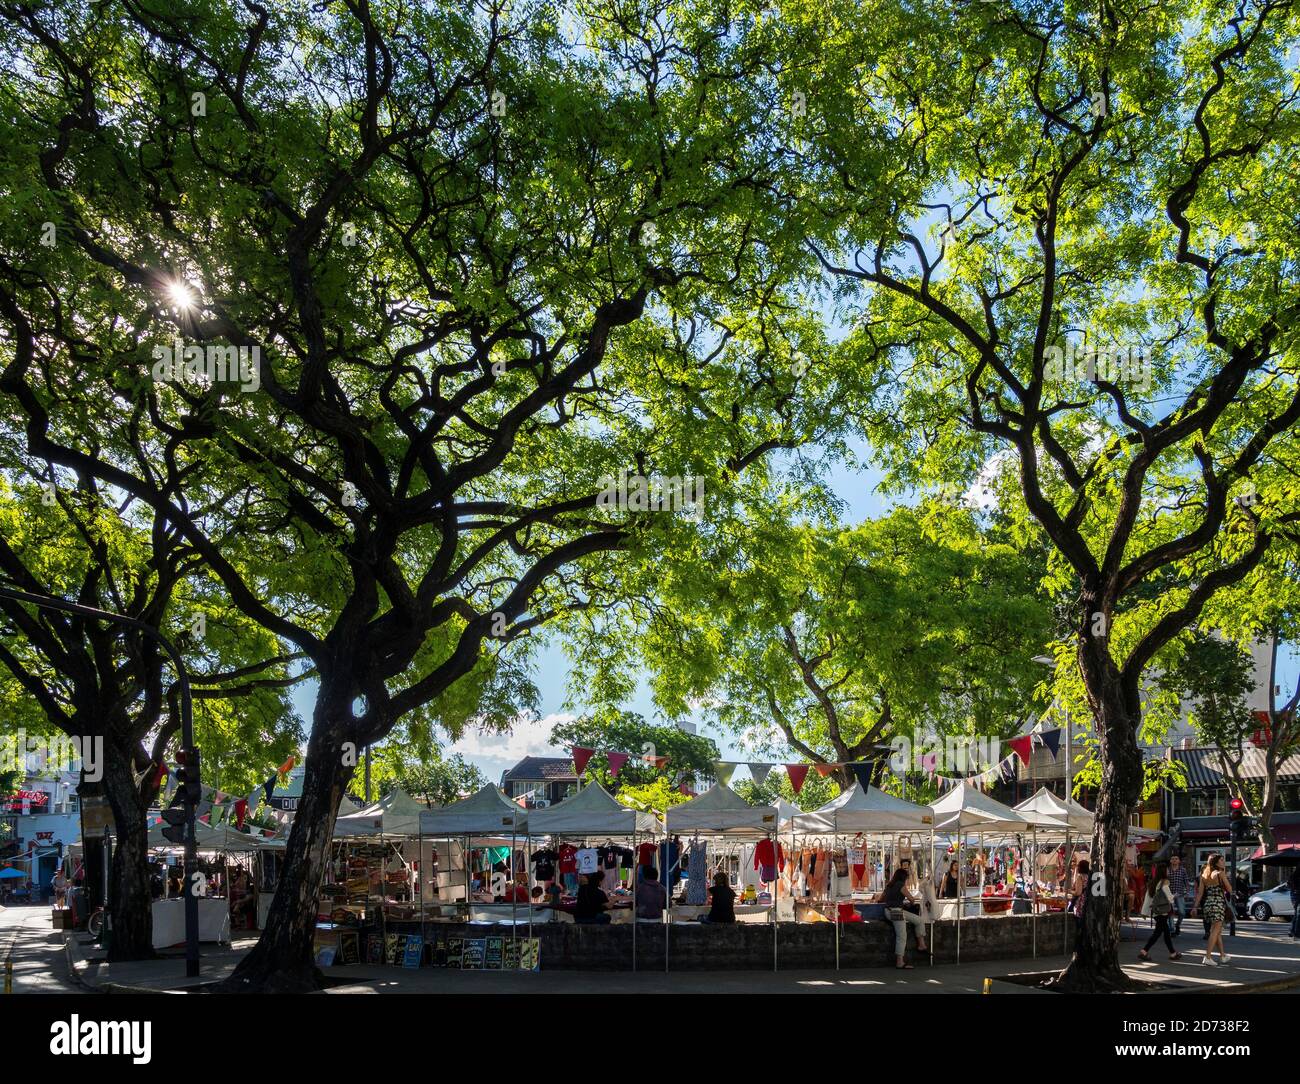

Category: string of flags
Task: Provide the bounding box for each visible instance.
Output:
[153,754,297,834]
[930,728,1063,793]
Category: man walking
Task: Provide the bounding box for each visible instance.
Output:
[1168,854,1192,936]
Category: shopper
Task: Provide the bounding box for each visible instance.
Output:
[1167,854,1191,935]
[876,867,928,969]
[636,866,667,921]
[939,861,960,899]
[700,872,736,924]
[1191,852,1232,966]
[1288,863,1300,940]
[574,869,612,924]
[1138,864,1182,962]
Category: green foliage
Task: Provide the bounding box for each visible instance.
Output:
[733,771,837,812]
[1161,632,1257,749]
[615,777,692,817]
[550,710,718,790]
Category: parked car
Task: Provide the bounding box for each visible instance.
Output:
[1246,884,1296,922]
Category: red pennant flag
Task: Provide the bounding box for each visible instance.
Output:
[199,814,211,824]
[607,752,630,778]
[234,799,248,829]
[813,763,838,778]
[653,756,670,770]
[679,783,695,796]
[572,746,595,776]
[786,764,810,794]
[1009,735,1034,764]
[277,756,296,778]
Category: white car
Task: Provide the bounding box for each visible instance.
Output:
[1246,883,1296,922]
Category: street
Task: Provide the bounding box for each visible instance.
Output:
[0,904,80,994]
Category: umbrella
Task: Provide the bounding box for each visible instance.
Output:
[0,866,27,879]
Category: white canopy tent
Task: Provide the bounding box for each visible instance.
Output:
[145,819,283,852]
[526,783,662,837]
[791,782,935,834]
[666,783,779,837]
[334,787,426,838]
[929,781,1048,833]
[1014,787,1094,834]
[417,783,528,837]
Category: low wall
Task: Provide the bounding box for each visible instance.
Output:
[395,913,1075,971]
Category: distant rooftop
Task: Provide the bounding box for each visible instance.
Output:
[500,756,577,785]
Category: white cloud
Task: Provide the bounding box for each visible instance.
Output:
[448,711,573,768]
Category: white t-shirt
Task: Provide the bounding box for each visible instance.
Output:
[576,848,599,875]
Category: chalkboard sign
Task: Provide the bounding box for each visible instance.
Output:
[485,936,504,970]
[462,937,486,969]
[366,934,382,965]
[504,939,521,970]
[385,933,403,965]
[339,931,360,965]
[402,935,424,969]
[447,938,463,968]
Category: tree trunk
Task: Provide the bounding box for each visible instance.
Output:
[220,713,354,992]
[1052,641,1145,991]
[100,747,156,961]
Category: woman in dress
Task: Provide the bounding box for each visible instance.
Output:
[1191,852,1233,966]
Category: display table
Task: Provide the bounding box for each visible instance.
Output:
[668,904,773,923]
[151,898,230,949]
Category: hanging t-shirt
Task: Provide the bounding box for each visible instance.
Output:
[576,848,599,875]
[532,848,558,881]
[557,844,578,875]
[637,842,658,867]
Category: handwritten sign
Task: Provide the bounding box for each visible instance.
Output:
[402,935,424,968]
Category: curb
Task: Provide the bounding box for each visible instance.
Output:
[63,932,188,995]
[982,965,1300,995]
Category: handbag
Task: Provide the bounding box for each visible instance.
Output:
[1139,889,1153,918]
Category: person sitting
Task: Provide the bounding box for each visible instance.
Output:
[875,867,929,969]
[636,866,667,921]
[574,870,612,924]
[700,872,736,924]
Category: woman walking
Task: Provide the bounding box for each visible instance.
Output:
[1191,853,1232,966]
[1137,863,1182,962]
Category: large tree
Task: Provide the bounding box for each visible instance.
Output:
[800,0,1300,988]
[0,0,850,988]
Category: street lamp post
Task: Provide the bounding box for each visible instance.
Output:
[0,584,200,977]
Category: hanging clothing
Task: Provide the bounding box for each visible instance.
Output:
[660,840,682,886]
[557,844,578,875]
[686,842,708,905]
[753,838,784,882]
[636,841,658,867]
[531,848,558,882]
[576,847,599,875]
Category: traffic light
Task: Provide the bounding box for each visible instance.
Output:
[174,748,202,807]
[1229,796,1245,841]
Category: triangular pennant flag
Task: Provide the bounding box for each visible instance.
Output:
[607,751,630,778]
[277,756,296,778]
[572,746,595,776]
[1039,729,1061,759]
[848,762,874,789]
[747,762,772,785]
[713,762,737,786]
[813,763,838,777]
[652,756,670,770]
[1008,735,1034,764]
[234,799,248,829]
[245,789,261,817]
[921,752,938,774]
[163,773,178,803]
[679,783,695,796]
[213,790,228,804]
[262,773,277,804]
[785,764,809,794]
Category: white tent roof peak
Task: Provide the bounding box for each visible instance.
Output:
[929,780,1056,832]
[792,781,934,833]
[417,783,527,836]
[525,783,663,836]
[1014,787,1093,832]
[666,784,778,836]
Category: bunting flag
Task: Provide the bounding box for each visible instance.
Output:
[162,773,178,804]
[679,783,696,796]
[813,763,839,777]
[747,762,772,785]
[848,762,874,789]
[149,762,168,790]
[712,761,737,786]
[920,752,938,775]
[652,756,670,770]
[262,773,277,804]
[785,764,809,794]
[234,799,248,829]
[607,751,630,778]
[1008,735,1034,764]
[277,755,296,778]
[571,746,595,776]
[1039,729,1061,759]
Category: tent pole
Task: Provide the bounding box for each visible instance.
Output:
[772,827,778,973]
[664,833,671,973]
[834,826,840,971]
[526,833,533,963]
[511,826,517,952]
[418,818,425,951]
[1031,827,1037,959]
[632,828,637,973]
[1064,828,1070,957]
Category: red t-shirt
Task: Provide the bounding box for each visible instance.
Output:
[637,842,658,867]
[558,844,578,874]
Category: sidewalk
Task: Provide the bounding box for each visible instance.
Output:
[65,921,1300,995]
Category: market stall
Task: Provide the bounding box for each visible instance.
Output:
[791,782,936,967]
[665,784,780,971]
